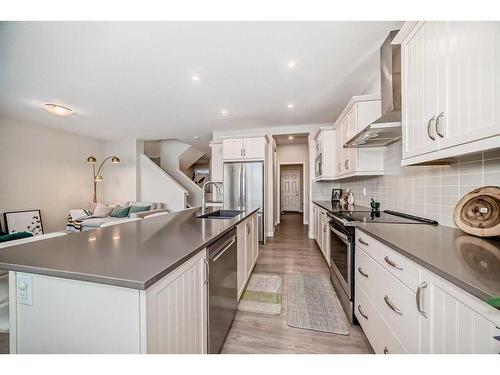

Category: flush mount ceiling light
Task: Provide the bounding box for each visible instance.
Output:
[193,136,200,140]
[220,109,228,115]
[287,103,295,109]
[288,135,295,140]
[287,61,296,68]
[44,103,73,117]
[191,75,200,81]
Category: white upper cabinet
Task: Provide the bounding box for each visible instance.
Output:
[333,96,383,179]
[314,127,336,180]
[242,137,266,159]
[400,21,500,165]
[222,137,266,161]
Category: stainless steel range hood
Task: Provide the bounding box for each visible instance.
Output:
[345,30,402,148]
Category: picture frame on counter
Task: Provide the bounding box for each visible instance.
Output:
[331,189,342,202]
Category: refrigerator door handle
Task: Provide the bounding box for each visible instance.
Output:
[242,164,247,211]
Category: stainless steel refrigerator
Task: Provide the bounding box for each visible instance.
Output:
[223,161,265,242]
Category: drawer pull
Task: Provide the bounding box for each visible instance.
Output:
[357,304,368,320]
[416,281,428,318]
[384,256,403,270]
[357,267,369,278]
[358,238,369,246]
[384,295,403,315]
[383,346,389,354]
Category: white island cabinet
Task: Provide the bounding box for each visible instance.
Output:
[8,249,208,354]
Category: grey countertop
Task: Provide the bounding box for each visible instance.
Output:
[0,207,258,290]
[312,200,500,302]
[355,223,500,302]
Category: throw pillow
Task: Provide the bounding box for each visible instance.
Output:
[93,203,115,218]
[110,206,131,218]
[0,231,34,243]
[128,205,151,216]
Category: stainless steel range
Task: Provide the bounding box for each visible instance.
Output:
[327,208,437,323]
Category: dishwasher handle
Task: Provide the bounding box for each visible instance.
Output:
[211,237,236,262]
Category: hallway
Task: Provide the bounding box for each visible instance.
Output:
[222,212,372,354]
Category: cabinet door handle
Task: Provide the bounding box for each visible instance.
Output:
[383,346,389,354]
[357,267,369,278]
[204,258,209,284]
[240,149,243,157]
[427,116,436,140]
[416,281,428,318]
[345,159,349,170]
[358,238,369,246]
[435,112,445,138]
[384,256,403,270]
[357,304,368,320]
[384,295,403,315]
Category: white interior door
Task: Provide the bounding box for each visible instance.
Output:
[281,170,301,212]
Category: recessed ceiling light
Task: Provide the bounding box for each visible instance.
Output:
[44,103,73,117]
[287,61,296,68]
[221,109,228,115]
[288,136,294,140]
[287,103,295,109]
[193,136,199,140]
[191,75,200,81]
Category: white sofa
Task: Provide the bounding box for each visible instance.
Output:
[74,201,169,231]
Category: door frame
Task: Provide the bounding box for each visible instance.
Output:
[277,162,306,224]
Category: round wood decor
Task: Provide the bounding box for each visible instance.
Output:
[454,186,500,237]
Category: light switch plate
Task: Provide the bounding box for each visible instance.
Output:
[17,274,33,306]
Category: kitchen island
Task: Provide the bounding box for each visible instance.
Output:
[0,207,259,354]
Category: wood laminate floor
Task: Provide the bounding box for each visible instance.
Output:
[221,212,373,354]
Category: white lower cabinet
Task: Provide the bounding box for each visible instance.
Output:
[9,249,208,354]
[354,229,500,354]
[237,212,259,300]
[419,270,500,354]
[313,204,330,266]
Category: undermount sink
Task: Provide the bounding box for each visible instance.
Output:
[196,210,243,219]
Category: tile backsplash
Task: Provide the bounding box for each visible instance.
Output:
[338,142,500,228]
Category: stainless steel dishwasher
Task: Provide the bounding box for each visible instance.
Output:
[207,229,237,354]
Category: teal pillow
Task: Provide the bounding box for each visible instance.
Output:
[110,206,131,218]
[0,231,34,243]
[128,205,151,216]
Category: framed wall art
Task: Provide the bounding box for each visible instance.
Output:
[4,209,44,235]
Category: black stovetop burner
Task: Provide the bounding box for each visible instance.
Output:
[329,209,438,226]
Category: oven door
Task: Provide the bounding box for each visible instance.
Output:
[329,225,352,299]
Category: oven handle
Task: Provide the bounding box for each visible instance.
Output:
[330,226,349,245]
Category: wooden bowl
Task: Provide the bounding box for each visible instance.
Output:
[454,186,500,237]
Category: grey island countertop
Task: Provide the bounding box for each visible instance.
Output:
[0,207,258,290]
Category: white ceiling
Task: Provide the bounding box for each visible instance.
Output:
[0,21,402,151]
[274,133,308,145]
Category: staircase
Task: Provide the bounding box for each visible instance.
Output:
[143,140,207,208]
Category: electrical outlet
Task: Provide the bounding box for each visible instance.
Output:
[18,274,33,306]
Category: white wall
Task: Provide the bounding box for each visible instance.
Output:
[276,142,310,224]
[102,139,141,205]
[0,119,104,232]
[139,154,187,211]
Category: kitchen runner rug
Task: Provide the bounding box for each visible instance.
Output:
[238,273,282,315]
[287,273,349,335]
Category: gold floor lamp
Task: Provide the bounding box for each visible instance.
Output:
[87,155,120,203]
